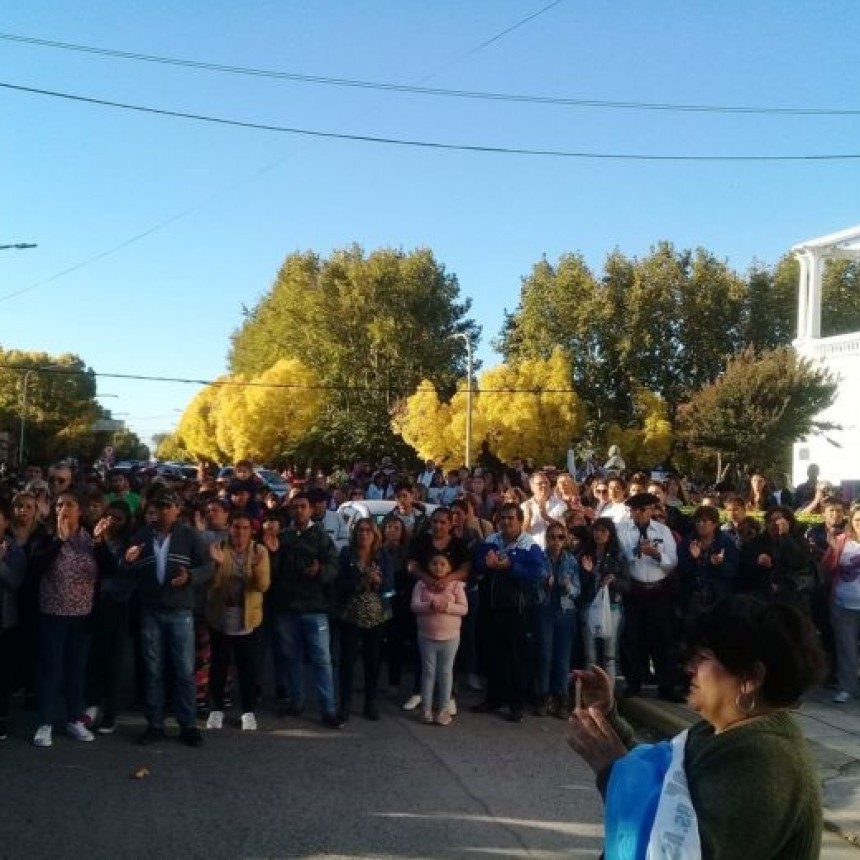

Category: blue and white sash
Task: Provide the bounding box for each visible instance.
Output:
[605,731,701,860]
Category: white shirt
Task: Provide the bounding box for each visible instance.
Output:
[418,470,436,488]
[153,532,171,585]
[521,497,567,550]
[599,500,630,525]
[618,518,677,584]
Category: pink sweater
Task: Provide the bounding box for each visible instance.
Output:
[411,579,468,640]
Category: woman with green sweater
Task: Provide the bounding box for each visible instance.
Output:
[568,596,825,859]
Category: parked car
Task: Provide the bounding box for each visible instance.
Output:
[217,465,289,499]
[336,499,439,536]
[153,462,199,480]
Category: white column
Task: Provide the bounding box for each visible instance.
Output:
[808,253,822,339]
[796,253,809,341]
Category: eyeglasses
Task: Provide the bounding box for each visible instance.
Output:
[595,487,609,494]
[547,533,567,541]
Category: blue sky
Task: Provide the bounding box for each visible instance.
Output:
[2,1,859,450]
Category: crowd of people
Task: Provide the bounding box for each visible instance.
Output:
[0,453,856,751]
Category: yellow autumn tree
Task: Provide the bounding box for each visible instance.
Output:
[212,377,252,462]
[241,358,325,462]
[392,380,458,464]
[479,348,584,464]
[393,348,583,468]
[177,360,324,464]
[177,381,228,461]
[604,387,673,467]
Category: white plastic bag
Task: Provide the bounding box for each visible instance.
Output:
[587,585,613,639]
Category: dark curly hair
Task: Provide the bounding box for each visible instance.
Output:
[685,595,826,707]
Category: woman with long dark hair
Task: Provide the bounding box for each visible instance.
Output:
[31,489,101,747]
[579,517,627,684]
[336,517,393,721]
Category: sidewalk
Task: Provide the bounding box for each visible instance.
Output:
[619,687,860,855]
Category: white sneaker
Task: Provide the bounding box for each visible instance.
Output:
[240,712,257,731]
[448,697,457,716]
[833,690,851,704]
[33,725,53,747]
[401,694,422,711]
[66,721,95,742]
[83,706,99,727]
[467,674,484,691]
[206,710,224,730]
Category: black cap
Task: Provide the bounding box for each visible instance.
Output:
[149,489,180,507]
[626,492,660,510]
[228,479,256,496]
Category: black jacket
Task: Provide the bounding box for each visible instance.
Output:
[268,523,339,614]
[125,523,213,611]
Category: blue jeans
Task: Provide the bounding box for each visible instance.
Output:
[536,608,577,697]
[272,611,336,715]
[141,608,196,729]
[38,614,91,726]
[418,635,459,713]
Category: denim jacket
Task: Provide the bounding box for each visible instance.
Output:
[544,550,581,612]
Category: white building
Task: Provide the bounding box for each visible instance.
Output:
[791,224,860,491]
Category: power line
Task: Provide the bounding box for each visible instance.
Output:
[4,81,859,163]
[431,0,565,72]
[0,4,566,305]
[2,28,857,117]
[0,363,583,395]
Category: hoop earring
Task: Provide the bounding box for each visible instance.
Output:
[735,691,756,714]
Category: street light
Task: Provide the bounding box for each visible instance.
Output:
[450,333,473,469]
[18,365,63,466]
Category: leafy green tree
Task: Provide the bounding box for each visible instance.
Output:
[742,255,798,350]
[155,432,191,462]
[496,243,747,432]
[107,428,150,462]
[393,349,584,468]
[0,349,101,464]
[676,346,837,470]
[228,245,480,463]
[822,259,860,337]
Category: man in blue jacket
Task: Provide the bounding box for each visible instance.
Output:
[471,502,546,723]
[125,489,213,746]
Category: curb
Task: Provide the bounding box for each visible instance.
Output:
[617,694,695,737]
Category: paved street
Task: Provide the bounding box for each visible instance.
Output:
[0,691,604,859]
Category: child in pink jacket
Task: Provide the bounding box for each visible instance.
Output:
[411,553,468,725]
